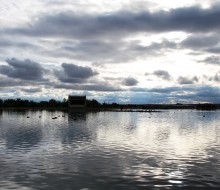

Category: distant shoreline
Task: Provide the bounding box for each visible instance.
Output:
[1,98,220,111]
[0,107,68,111]
[1,103,220,112]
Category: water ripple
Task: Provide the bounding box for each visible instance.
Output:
[0,110,220,189]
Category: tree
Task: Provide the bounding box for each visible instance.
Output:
[0,99,3,107]
[86,99,101,107]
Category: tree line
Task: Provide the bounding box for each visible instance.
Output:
[0,98,120,108]
[0,98,68,108]
[1,98,218,109]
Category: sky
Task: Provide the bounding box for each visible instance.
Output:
[0,0,220,104]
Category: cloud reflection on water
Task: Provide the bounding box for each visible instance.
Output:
[0,110,220,189]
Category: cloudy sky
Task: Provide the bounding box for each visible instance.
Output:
[0,0,220,103]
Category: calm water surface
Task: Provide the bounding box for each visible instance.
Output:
[0,110,220,189]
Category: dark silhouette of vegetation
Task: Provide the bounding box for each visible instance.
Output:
[86,99,101,107]
[0,98,220,110]
[0,98,104,109]
[0,99,3,107]
[0,98,68,108]
[195,103,217,110]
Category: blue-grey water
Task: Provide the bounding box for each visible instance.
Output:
[0,110,220,190]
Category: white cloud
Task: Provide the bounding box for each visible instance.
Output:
[0,0,219,103]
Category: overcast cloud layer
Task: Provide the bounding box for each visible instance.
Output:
[0,0,219,103]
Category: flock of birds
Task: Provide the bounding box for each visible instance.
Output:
[52,115,65,119]
[25,113,206,120]
[26,115,65,119]
[26,114,81,121]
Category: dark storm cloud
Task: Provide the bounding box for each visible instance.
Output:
[49,39,177,63]
[181,34,219,49]
[0,75,51,91]
[122,77,138,86]
[56,77,85,84]
[56,63,98,83]
[130,85,220,103]
[209,73,220,82]
[124,39,177,53]
[145,70,172,81]
[178,76,199,84]
[130,86,192,94]
[200,56,220,65]
[5,5,220,40]
[153,70,172,81]
[0,58,45,81]
[206,47,220,54]
[194,86,220,101]
[62,63,98,79]
[21,88,42,93]
[0,76,28,88]
[54,83,122,92]
[168,86,220,103]
[60,40,120,62]
[0,39,39,49]
[149,87,188,94]
[0,39,18,47]
[179,33,220,55]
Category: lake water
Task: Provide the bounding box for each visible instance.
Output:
[0,110,220,190]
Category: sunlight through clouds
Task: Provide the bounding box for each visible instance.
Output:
[0,0,220,103]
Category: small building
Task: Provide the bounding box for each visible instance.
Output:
[68,95,86,110]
